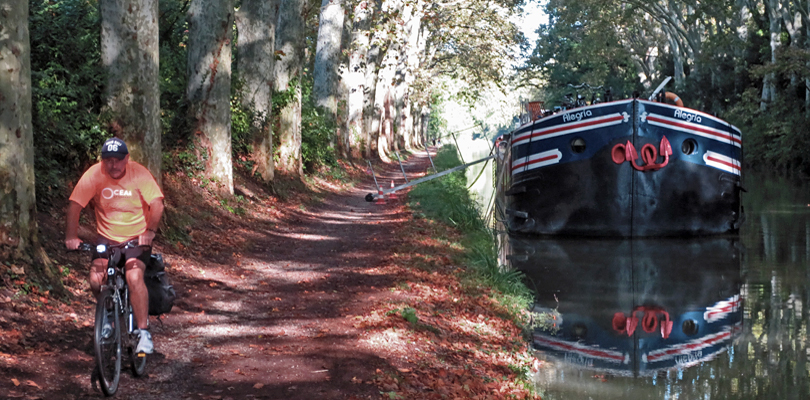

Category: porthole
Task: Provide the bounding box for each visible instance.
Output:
[572,322,588,339]
[682,138,698,155]
[571,137,586,154]
[682,319,699,336]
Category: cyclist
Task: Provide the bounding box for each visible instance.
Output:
[65,137,164,354]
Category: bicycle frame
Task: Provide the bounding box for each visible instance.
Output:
[91,240,148,396]
[97,242,137,336]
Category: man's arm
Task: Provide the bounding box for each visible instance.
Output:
[139,198,164,246]
[65,200,84,250]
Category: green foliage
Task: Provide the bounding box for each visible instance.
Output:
[726,87,810,176]
[268,75,339,172]
[400,307,418,325]
[300,73,338,171]
[158,0,191,147]
[163,142,207,177]
[219,197,246,216]
[522,1,643,103]
[428,93,447,142]
[29,0,106,204]
[230,77,268,174]
[408,145,533,324]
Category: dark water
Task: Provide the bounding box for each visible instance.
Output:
[506,172,810,399]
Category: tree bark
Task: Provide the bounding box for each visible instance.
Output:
[313,0,345,118]
[0,0,63,293]
[236,0,278,182]
[274,0,305,176]
[101,0,162,184]
[346,0,373,159]
[374,43,398,161]
[761,0,780,111]
[187,0,234,194]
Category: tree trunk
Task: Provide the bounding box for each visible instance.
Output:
[374,43,398,161]
[346,0,373,159]
[187,0,234,194]
[0,0,63,293]
[313,0,345,119]
[806,1,810,116]
[274,0,305,176]
[362,0,384,159]
[101,0,161,184]
[236,0,278,182]
[761,0,780,111]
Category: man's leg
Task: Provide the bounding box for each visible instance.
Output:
[89,259,107,298]
[125,258,154,354]
[124,258,149,330]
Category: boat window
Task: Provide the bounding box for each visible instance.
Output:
[682,138,698,155]
[570,138,586,153]
[572,323,588,339]
[682,319,699,336]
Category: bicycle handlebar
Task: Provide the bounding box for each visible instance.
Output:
[74,240,144,254]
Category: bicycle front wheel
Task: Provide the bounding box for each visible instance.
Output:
[128,306,147,377]
[95,289,122,396]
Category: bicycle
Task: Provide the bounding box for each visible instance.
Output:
[79,240,149,396]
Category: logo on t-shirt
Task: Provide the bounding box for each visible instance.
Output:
[101,188,134,200]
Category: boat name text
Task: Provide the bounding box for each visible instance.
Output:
[563,110,593,123]
[564,353,595,367]
[674,351,703,366]
[674,109,702,123]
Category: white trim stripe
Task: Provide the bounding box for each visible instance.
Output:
[534,334,627,364]
[705,295,741,323]
[645,327,733,363]
[647,114,742,147]
[512,149,562,175]
[513,114,626,146]
[703,151,741,175]
[640,100,742,135]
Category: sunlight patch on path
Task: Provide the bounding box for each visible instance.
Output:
[265,231,338,241]
[185,319,353,339]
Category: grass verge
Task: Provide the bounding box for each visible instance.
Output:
[389,145,539,398]
[408,146,535,322]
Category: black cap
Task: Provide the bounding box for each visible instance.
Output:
[101,138,128,160]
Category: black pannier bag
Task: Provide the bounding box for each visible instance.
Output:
[144,254,177,316]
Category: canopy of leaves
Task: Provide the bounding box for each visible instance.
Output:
[29,0,106,204]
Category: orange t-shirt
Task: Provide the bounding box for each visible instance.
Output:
[69,161,164,243]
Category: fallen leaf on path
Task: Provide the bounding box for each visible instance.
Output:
[11,378,20,386]
[25,380,41,389]
[253,383,264,389]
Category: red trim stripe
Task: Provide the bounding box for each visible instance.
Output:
[534,336,624,362]
[706,155,741,171]
[515,115,624,144]
[647,116,742,145]
[646,332,731,362]
[512,154,558,171]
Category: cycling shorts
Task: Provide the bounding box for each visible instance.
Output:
[91,237,152,267]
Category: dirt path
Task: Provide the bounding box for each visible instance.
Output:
[1,151,436,400]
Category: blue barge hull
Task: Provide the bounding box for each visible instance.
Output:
[497,99,743,237]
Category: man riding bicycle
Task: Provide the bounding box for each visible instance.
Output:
[65,137,164,355]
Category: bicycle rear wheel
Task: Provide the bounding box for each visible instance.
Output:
[95,289,122,396]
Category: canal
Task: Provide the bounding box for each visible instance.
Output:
[501,171,810,399]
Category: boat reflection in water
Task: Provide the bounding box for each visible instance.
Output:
[506,236,742,381]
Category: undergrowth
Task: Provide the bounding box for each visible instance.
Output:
[407,145,534,324]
